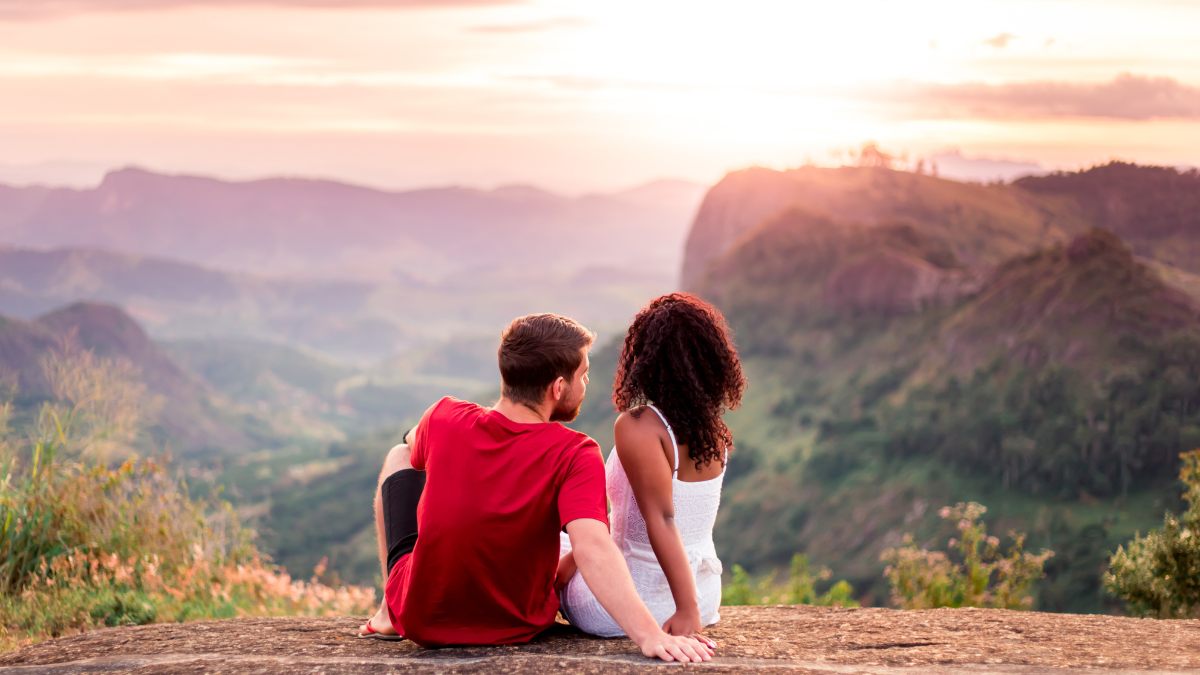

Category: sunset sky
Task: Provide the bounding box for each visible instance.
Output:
[2,0,1198,192]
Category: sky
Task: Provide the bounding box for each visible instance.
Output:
[1,0,1198,192]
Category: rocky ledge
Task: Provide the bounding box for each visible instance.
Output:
[3,605,1199,673]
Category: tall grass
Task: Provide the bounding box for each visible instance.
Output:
[0,338,374,653]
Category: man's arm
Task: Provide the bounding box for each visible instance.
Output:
[566,518,714,663]
[404,397,445,471]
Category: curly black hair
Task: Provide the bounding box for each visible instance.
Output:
[613,293,745,470]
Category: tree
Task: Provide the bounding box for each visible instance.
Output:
[856,142,895,169]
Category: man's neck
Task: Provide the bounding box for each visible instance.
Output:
[493,396,553,424]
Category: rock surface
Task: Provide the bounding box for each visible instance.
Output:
[3,605,1200,673]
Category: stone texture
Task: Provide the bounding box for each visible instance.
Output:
[3,605,1200,673]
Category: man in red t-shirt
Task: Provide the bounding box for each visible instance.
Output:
[356,313,714,663]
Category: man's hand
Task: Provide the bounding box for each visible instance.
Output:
[566,519,716,663]
[661,606,704,637]
[638,631,715,663]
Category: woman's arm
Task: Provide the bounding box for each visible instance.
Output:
[614,411,703,636]
[555,551,577,591]
[567,519,713,661]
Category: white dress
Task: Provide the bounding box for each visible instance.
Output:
[558,404,725,637]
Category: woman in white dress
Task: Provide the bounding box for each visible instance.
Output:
[556,292,745,639]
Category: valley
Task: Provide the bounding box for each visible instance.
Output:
[4,162,1198,613]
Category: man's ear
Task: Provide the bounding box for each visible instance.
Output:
[550,376,567,402]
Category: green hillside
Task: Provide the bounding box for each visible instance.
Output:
[162,337,464,442]
[1015,163,1200,275]
[572,163,1200,614]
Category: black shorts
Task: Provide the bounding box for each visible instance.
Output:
[381,469,426,574]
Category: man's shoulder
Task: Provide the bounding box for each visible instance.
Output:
[552,424,601,456]
[429,396,485,421]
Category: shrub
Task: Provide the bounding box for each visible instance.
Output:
[722,554,858,607]
[0,340,375,653]
[881,502,1053,609]
[1105,450,1200,618]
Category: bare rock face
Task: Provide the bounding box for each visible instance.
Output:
[3,606,1199,673]
[824,250,981,314]
[681,164,1078,292]
[682,167,803,291]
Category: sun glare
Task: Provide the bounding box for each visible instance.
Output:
[0,0,1197,189]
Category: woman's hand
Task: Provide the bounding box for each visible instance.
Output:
[555,551,577,591]
[661,606,704,637]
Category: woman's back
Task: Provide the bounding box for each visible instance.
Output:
[612,405,724,561]
[560,404,725,636]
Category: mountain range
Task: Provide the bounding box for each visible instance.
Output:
[0,170,704,364]
[4,160,1197,614]
[0,168,703,283]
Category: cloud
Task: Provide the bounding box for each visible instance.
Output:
[926,149,1043,183]
[900,73,1200,120]
[982,32,1015,48]
[0,0,520,20]
[468,16,588,33]
[503,73,708,95]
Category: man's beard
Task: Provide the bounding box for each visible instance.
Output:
[550,386,582,422]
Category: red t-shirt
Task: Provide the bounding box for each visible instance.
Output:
[384,397,608,646]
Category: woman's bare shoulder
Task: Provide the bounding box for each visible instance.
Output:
[614,407,671,467]
[614,406,663,434]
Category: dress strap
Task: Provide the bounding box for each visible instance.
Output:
[645,404,680,477]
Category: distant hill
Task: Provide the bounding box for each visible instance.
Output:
[0,302,251,455]
[927,229,1197,373]
[0,168,704,363]
[0,240,683,365]
[162,335,489,442]
[0,168,705,284]
[683,162,1200,291]
[0,245,401,362]
[681,165,1084,289]
[1015,162,1200,275]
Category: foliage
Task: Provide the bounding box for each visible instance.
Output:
[881,503,1053,609]
[722,554,857,607]
[884,334,1200,498]
[1105,450,1200,618]
[1016,162,1200,242]
[0,340,374,653]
